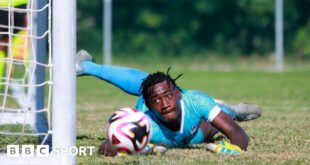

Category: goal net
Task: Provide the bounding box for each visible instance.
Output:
[0,0,76,164]
[0,0,51,146]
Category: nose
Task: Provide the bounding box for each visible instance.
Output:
[161,98,170,109]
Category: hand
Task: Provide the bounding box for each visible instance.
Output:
[98,141,167,157]
[205,141,243,156]
[98,140,118,157]
[139,143,167,155]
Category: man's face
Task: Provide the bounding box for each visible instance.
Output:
[148,81,182,123]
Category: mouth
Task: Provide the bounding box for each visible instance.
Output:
[161,109,175,118]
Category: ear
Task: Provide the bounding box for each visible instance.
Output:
[177,90,182,100]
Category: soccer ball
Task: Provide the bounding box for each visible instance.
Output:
[107,107,152,154]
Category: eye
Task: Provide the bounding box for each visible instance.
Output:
[164,91,173,99]
[151,98,160,104]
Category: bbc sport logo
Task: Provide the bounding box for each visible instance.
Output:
[7,145,95,157]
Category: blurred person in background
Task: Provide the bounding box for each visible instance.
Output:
[0,0,29,82]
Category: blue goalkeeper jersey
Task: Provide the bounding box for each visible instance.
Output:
[135,89,221,148]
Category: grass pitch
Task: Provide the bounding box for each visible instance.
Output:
[76,59,310,164]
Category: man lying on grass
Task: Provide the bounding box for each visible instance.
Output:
[76,50,262,156]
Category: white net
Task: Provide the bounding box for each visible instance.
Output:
[0,0,52,151]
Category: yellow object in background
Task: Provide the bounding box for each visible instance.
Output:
[0,29,29,87]
[0,0,28,6]
[12,29,29,62]
[0,51,5,83]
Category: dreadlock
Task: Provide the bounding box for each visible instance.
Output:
[139,67,183,109]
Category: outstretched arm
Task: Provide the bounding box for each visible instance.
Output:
[98,140,168,156]
[211,111,249,150]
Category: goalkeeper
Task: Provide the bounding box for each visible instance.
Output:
[76,50,262,156]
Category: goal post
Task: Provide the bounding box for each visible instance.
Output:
[52,0,77,163]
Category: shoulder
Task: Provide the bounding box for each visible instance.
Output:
[182,89,215,104]
[182,89,218,118]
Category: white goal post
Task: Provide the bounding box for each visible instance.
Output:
[0,0,77,164]
[51,0,77,163]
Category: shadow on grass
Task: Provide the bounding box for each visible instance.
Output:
[76,134,105,141]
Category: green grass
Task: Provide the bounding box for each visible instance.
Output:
[76,61,310,164]
[1,56,309,164]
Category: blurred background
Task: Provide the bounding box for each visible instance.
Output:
[77,0,310,70]
[74,1,310,163]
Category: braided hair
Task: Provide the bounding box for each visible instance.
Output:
[139,67,183,109]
